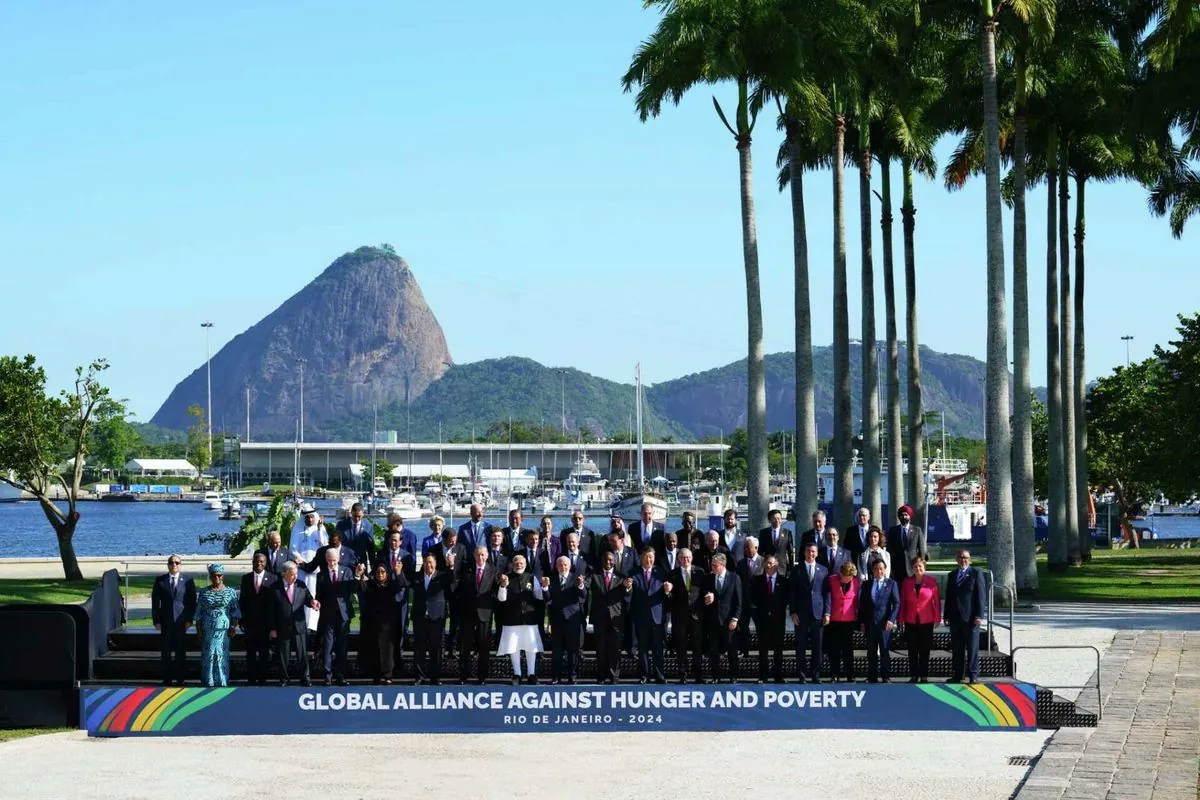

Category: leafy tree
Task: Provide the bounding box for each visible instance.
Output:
[0,356,117,579]
[186,403,211,473]
[89,401,137,474]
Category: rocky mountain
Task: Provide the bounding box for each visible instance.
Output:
[327,356,693,442]
[150,246,452,438]
[646,344,990,440]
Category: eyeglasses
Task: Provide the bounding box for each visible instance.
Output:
[957,555,970,561]
[169,560,181,566]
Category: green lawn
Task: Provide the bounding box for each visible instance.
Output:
[1030,549,1200,602]
[0,575,155,606]
[0,728,73,743]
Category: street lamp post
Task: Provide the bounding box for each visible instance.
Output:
[297,358,307,445]
[1121,335,1133,367]
[201,322,214,469]
[560,370,567,436]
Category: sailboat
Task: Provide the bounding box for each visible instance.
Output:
[609,364,669,523]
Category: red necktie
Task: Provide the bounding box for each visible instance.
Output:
[286,584,294,603]
[333,570,338,584]
[476,568,483,588]
[391,552,397,570]
[605,574,611,589]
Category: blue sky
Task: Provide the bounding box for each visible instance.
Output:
[1,0,1194,421]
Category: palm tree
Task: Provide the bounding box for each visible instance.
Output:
[1058,139,1080,564]
[879,148,905,516]
[856,91,882,528]
[832,87,855,531]
[1043,125,1068,570]
[981,0,1016,596]
[622,0,785,530]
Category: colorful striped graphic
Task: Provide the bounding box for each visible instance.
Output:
[917,682,1037,727]
[84,687,237,734]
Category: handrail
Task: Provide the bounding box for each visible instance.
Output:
[1011,645,1103,721]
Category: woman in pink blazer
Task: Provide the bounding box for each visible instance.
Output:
[899,556,941,683]
[826,562,862,682]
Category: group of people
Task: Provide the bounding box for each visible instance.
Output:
[150,501,988,688]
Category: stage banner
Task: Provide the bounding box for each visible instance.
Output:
[82,683,1038,737]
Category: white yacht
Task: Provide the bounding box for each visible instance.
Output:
[525,495,556,515]
[386,492,425,521]
[564,454,610,506]
[203,491,222,510]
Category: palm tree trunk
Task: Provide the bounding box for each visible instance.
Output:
[981,14,1015,597]
[902,156,925,529]
[880,156,905,515]
[1012,50,1038,591]
[859,113,881,528]
[789,126,819,521]
[735,79,770,532]
[1058,145,1080,565]
[1045,126,1068,571]
[1074,173,1091,561]
[833,109,854,530]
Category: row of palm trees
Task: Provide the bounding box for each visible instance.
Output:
[622,0,1197,598]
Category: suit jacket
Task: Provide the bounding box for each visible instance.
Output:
[628,565,668,626]
[667,565,705,622]
[254,546,290,575]
[694,544,730,574]
[858,577,901,627]
[899,574,941,625]
[399,569,457,622]
[799,527,827,549]
[609,547,638,576]
[758,526,795,573]
[560,549,591,578]
[817,544,851,576]
[271,579,316,636]
[751,572,789,627]
[845,525,872,563]
[457,562,499,622]
[558,526,597,563]
[628,521,665,554]
[458,519,494,551]
[238,570,278,632]
[655,546,684,577]
[718,529,747,563]
[704,571,742,628]
[503,526,535,552]
[589,571,630,624]
[315,565,360,624]
[885,523,928,582]
[827,575,862,623]
[302,544,357,576]
[674,527,705,553]
[432,542,470,576]
[375,547,416,582]
[944,566,986,624]
[485,547,510,575]
[737,555,765,588]
[151,573,197,626]
[335,518,376,568]
[547,573,588,624]
[788,562,830,622]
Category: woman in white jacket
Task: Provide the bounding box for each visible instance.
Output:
[858,525,892,579]
[291,503,328,631]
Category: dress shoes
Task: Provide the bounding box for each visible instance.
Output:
[323,678,333,686]
[334,678,348,686]
[638,678,648,685]
[300,678,312,687]
[566,678,577,685]
[908,676,919,683]
[881,677,890,683]
[511,677,521,686]
[524,676,537,686]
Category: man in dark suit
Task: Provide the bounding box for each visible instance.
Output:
[695,530,730,574]
[375,528,415,677]
[702,554,742,682]
[314,549,361,685]
[270,561,318,686]
[457,546,498,684]
[666,547,705,683]
[656,531,682,575]
[589,551,630,684]
[303,529,358,577]
[629,549,668,684]
[238,552,278,685]
[629,504,665,553]
[752,555,789,683]
[432,527,469,657]
[458,503,494,552]
[152,555,196,686]
[559,509,597,562]
[546,555,588,684]
[846,507,873,566]
[607,529,638,576]
[674,511,703,552]
[886,503,929,585]
[595,516,627,556]
[759,508,795,575]
[526,521,562,577]
[799,510,828,550]
[944,549,987,683]
[486,528,512,570]
[397,552,457,685]
[789,543,830,683]
[336,503,376,573]
[561,531,591,576]
[254,531,289,575]
[858,558,901,683]
[817,528,850,575]
[503,508,533,553]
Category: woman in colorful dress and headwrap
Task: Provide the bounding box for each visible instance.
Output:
[195,563,240,687]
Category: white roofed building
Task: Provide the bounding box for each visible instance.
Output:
[124,458,199,478]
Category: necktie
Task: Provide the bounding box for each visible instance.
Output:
[333,570,338,584]
[669,552,675,569]
[959,568,966,583]
[255,574,261,593]
[605,573,612,589]
[492,550,499,563]
[171,576,177,592]
[391,552,398,570]
[717,575,724,591]
[684,571,690,591]
[286,584,294,603]
[644,570,650,586]
[768,576,774,595]
[476,567,483,588]
[807,564,814,582]
[570,553,577,568]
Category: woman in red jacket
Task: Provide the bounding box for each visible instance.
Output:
[899,555,941,683]
[827,561,862,682]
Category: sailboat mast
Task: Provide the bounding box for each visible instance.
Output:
[636,363,645,490]
[371,405,378,495]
